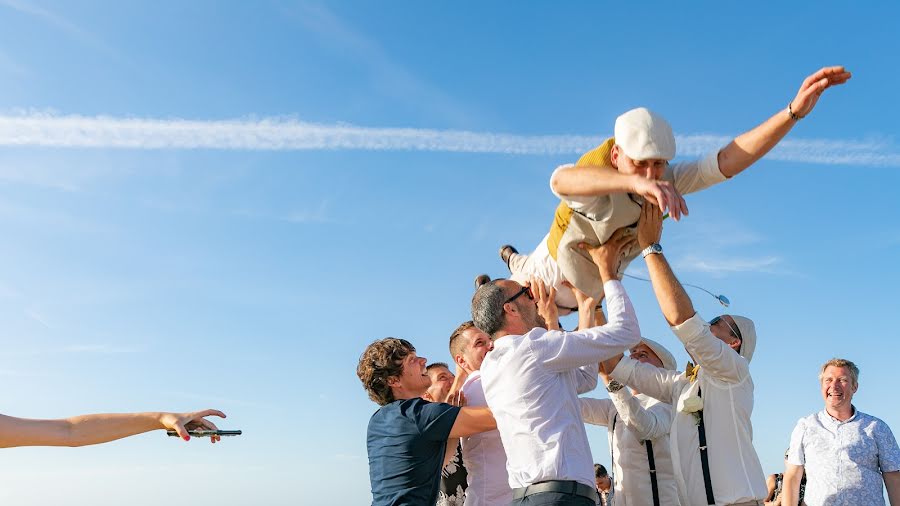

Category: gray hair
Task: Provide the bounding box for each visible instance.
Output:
[819,358,860,388]
[472,281,507,338]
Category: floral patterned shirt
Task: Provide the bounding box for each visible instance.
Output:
[435,444,467,506]
[787,407,900,506]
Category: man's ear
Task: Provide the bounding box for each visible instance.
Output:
[610,144,620,169]
[454,354,467,370]
[730,338,742,353]
[387,375,401,388]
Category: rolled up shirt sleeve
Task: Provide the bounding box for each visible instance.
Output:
[672,313,749,384]
[668,151,727,195]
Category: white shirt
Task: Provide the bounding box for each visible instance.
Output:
[787,408,900,506]
[480,280,641,490]
[581,392,680,506]
[460,370,512,506]
[610,313,766,505]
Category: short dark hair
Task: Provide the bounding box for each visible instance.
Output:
[472,281,507,337]
[449,321,476,359]
[594,463,608,478]
[357,338,415,406]
[425,362,449,373]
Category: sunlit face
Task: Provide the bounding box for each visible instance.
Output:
[612,144,668,180]
[595,475,611,492]
[390,352,430,397]
[709,315,742,353]
[424,366,455,402]
[498,280,546,331]
[821,365,858,411]
[459,327,493,372]
[630,343,663,368]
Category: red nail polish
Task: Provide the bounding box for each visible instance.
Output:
[183,435,191,441]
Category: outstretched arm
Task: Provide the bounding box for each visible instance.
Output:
[448,407,496,439]
[718,66,851,178]
[0,410,226,447]
[637,204,695,326]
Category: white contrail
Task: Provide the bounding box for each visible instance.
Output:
[0,112,897,166]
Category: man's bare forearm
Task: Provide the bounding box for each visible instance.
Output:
[645,254,695,326]
[551,165,638,197]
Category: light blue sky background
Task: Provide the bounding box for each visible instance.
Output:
[0,1,898,504]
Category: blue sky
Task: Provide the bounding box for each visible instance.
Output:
[0,1,898,504]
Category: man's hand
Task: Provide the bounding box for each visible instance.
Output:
[443,363,469,405]
[637,202,664,249]
[599,354,624,383]
[789,66,851,118]
[631,177,688,221]
[159,409,226,443]
[578,228,637,282]
[531,277,560,330]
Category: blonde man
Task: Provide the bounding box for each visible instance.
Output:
[783,358,900,506]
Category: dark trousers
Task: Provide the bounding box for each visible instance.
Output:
[511,491,597,506]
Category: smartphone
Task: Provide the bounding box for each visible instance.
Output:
[166,429,242,437]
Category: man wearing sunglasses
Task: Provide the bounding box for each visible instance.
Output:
[599,203,766,506]
[470,228,641,506]
[496,66,851,315]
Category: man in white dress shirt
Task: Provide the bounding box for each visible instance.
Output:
[447,321,512,506]
[601,203,766,505]
[471,228,641,506]
[782,358,900,506]
[581,338,681,506]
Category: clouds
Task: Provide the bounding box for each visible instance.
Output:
[1,111,898,167]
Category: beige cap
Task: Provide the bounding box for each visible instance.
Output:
[613,107,676,161]
[731,315,757,363]
[635,337,677,371]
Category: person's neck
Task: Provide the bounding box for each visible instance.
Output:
[826,403,855,422]
[391,387,425,402]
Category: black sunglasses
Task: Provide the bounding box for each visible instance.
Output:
[504,285,534,305]
[710,315,743,341]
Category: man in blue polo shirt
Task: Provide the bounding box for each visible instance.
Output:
[357,337,496,506]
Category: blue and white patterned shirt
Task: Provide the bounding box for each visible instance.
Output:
[787,407,900,506]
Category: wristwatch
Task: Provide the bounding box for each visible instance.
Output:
[641,243,663,258]
[606,380,625,393]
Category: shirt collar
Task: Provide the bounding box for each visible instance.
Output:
[820,404,858,425]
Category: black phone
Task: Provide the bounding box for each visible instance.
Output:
[166,429,242,437]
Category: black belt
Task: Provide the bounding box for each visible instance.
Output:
[512,480,599,502]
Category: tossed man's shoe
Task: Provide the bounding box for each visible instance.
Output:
[499,244,518,270]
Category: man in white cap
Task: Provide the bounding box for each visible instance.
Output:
[600,203,766,505]
[497,66,851,309]
[580,338,682,506]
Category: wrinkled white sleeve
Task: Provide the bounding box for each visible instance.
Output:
[610,356,685,406]
[609,390,674,441]
[580,397,614,427]
[665,151,726,195]
[535,280,641,373]
[672,313,749,384]
[575,362,600,395]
